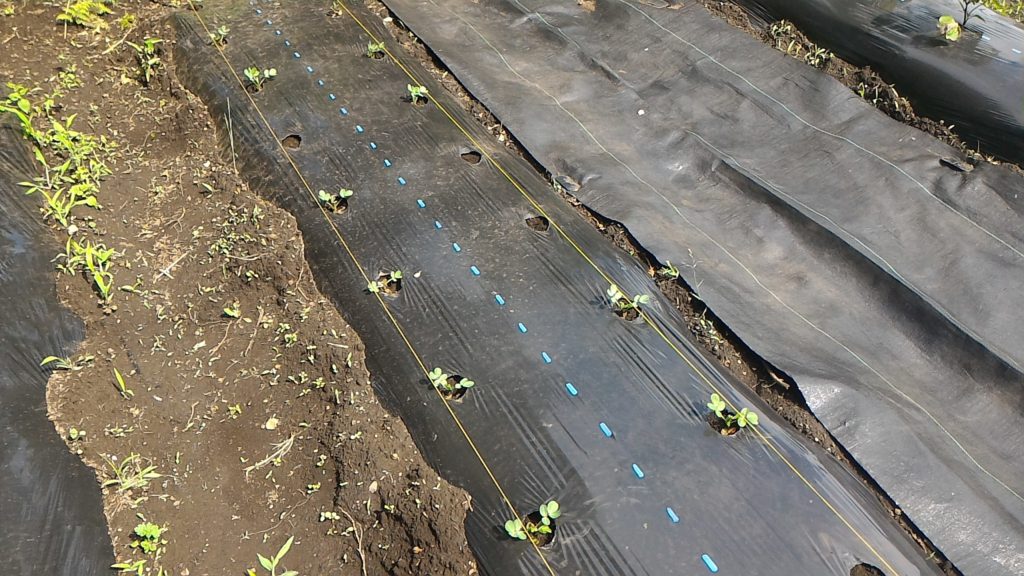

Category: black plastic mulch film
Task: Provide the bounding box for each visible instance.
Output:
[731,0,1024,165]
[0,126,114,574]
[170,2,944,575]
[371,0,1024,575]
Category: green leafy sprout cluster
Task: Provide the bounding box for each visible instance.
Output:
[606,283,650,314]
[317,187,354,212]
[707,393,760,433]
[366,40,386,59]
[129,521,167,556]
[428,367,475,395]
[126,38,163,85]
[244,67,277,92]
[367,270,402,294]
[407,84,429,104]
[505,500,561,542]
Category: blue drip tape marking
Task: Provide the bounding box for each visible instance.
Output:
[434,220,443,229]
[632,464,645,479]
[369,141,377,149]
[306,65,314,73]
[452,242,462,253]
[416,199,426,208]
[293,51,301,59]
[666,507,679,523]
[329,93,337,101]
[284,39,291,46]
[517,322,527,333]
[471,265,481,276]
[599,422,613,437]
[397,176,407,185]
[275,30,282,36]
[384,159,392,167]
[542,352,552,363]
[356,125,365,133]
[565,382,579,396]
[701,554,719,573]
[495,294,506,305]
[317,79,325,87]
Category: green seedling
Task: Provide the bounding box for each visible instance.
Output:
[56,0,113,29]
[58,64,82,89]
[428,367,475,396]
[657,261,680,279]
[114,368,134,399]
[505,500,562,542]
[244,67,277,92]
[938,15,962,40]
[111,559,147,576]
[209,25,230,45]
[126,38,163,85]
[706,392,759,435]
[130,522,167,556]
[83,241,116,302]
[606,283,650,317]
[366,40,386,59]
[68,427,86,441]
[249,536,298,576]
[407,84,429,104]
[40,354,92,370]
[0,82,41,144]
[317,188,353,213]
[102,453,161,493]
[223,301,241,318]
[367,270,402,294]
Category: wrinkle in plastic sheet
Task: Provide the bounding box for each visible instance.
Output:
[0,125,114,575]
[371,1,1024,575]
[174,3,943,575]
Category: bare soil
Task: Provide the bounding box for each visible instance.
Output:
[2,2,475,575]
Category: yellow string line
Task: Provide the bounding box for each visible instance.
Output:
[338,2,904,574]
[184,2,557,574]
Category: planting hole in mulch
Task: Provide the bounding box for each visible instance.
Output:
[613,305,641,322]
[707,411,740,436]
[525,215,550,232]
[460,148,482,164]
[375,272,402,295]
[437,374,471,401]
[281,134,302,149]
[525,510,557,547]
[851,563,887,576]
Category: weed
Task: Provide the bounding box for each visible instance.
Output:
[111,559,147,576]
[366,40,386,59]
[317,188,354,213]
[407,84,429,104]
[657,261,680,280]
[248,536,299,576]
[505,500,561,542]
[57,1,113,29]
[114,368,134,399]
[243,67,277,92]
[126,38,163,85]
[58,65,82,89]
[606,283,650,318]
[68,427,86,441]
[804,47,832,68]
[130,521,167,556]
[707,392,759,435]
[40,354,93,370]
[428,367,475,396]
[117,12,136,31]
[223,301,241,318]
[209,25,230,45]
[102,453,161,493]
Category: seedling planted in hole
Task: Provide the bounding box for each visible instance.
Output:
[706,392,759,436]
[318,188,353,213]
[366,40,386,59]
[407,84,429,104]
[367,269,402,294]
[247,536,299,576]
[505,500,562,545]
[938,15,962,40]
[428,367,475,398]
[607,283,650,320]
[244,67,277,92]
[209,25,230,45]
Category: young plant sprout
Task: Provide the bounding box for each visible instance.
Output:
[657,261,680,280]
[209,25,230,45]
[244,67,277,92]
[607,283,650,320]
[937,15,962,41]
[366,40,386,59]
[505,500,562,545]
[706,392,759,436]
[407,83,429,104]
[126,38,162,85]
[129,521,167,555]
[317,187,354,213]
[428,367,475,399]
[367,269,403,294]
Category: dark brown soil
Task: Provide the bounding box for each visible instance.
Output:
[851,562,889,576]
[362,1,962,574]
[2,2,476,575]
